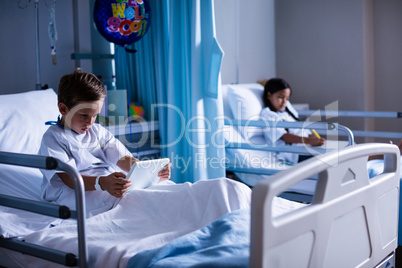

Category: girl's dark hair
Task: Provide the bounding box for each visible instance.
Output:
[262,78,299,121]
[58,68,106,109]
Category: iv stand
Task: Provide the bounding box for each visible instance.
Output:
[34,0,42,90]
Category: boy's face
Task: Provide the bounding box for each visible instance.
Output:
[59,99,104,134]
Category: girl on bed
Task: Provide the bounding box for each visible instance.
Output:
[39,68,171,216]
[260,78,325,164]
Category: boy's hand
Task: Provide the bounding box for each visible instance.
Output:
[100,172,132,198]
[117,156,139,173]
[158,163,172,182]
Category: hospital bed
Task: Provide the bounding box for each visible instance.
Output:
[222,82,402,245]
[0,89,400,267]
[222,83,354,194]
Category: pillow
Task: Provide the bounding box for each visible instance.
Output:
[225,83,301,141]
[226,83,265,141]
[226,83,264,120]
[0,89,59,154]
[221,84,234,119]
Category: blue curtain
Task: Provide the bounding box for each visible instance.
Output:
[115,0,224,183]
[115,0,169,135]
[166,0,224,183]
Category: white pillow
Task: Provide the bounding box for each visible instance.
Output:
[226,83,264,120]
[0,89,59,154]
[226,83,265,141]
[221,84,234,119]
[225,83,301,141]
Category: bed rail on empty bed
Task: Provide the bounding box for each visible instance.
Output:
[0,151,88,268]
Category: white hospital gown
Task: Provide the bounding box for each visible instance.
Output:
[39,123,132,217]
[260,106,311,164]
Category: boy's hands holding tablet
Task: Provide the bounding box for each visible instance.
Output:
[98,172,132,198]
[158,162,172,182]
[116,156,172,192]
[125,158,171,190]
[97,156,172,197]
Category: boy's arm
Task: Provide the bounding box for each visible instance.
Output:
[57,172,132,198]
[116,155,139,173]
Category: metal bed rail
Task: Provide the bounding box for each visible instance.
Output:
[0,152,88,268]
[297,110,402,119]
[337,130,402,140]
[296,109,402,139]
[225,119,355,146]
[224,120,355,175]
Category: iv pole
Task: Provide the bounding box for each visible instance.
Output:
[34,0,42,90]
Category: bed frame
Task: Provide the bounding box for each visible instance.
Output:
[0,152,88,267]
[0,143,399,267]
[225,119,355,175]
[297,109,402,140]
[221,83,356,178]
[250,143,400,267]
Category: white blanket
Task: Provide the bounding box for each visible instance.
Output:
[2,178,252,268]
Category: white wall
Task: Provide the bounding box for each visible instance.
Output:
[275,0,402,137]
[215,0,401,138]
[275,0,368,132]
[373,0,402,134]
[215,0,276,84]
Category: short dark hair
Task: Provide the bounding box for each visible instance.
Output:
[58,68,106,109]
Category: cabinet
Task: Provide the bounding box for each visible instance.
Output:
[106,121,160,160]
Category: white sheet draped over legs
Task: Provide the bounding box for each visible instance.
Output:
[4,178,251,268]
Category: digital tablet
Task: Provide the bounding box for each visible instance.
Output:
[126,158,170,190]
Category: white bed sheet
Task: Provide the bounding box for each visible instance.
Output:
[0,163,56,238]
[0,164,43,200]
[0,176,305,268]
[367,157,402,178]
[2,178,251,267]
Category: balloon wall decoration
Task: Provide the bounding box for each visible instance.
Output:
[93,0,151,48]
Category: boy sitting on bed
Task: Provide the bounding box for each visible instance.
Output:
[39,68,171,216]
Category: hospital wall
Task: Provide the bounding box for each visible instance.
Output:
[1,0,401,136]
[215,0,402,137]
[214,0,276,85]
[0,1,92,94]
